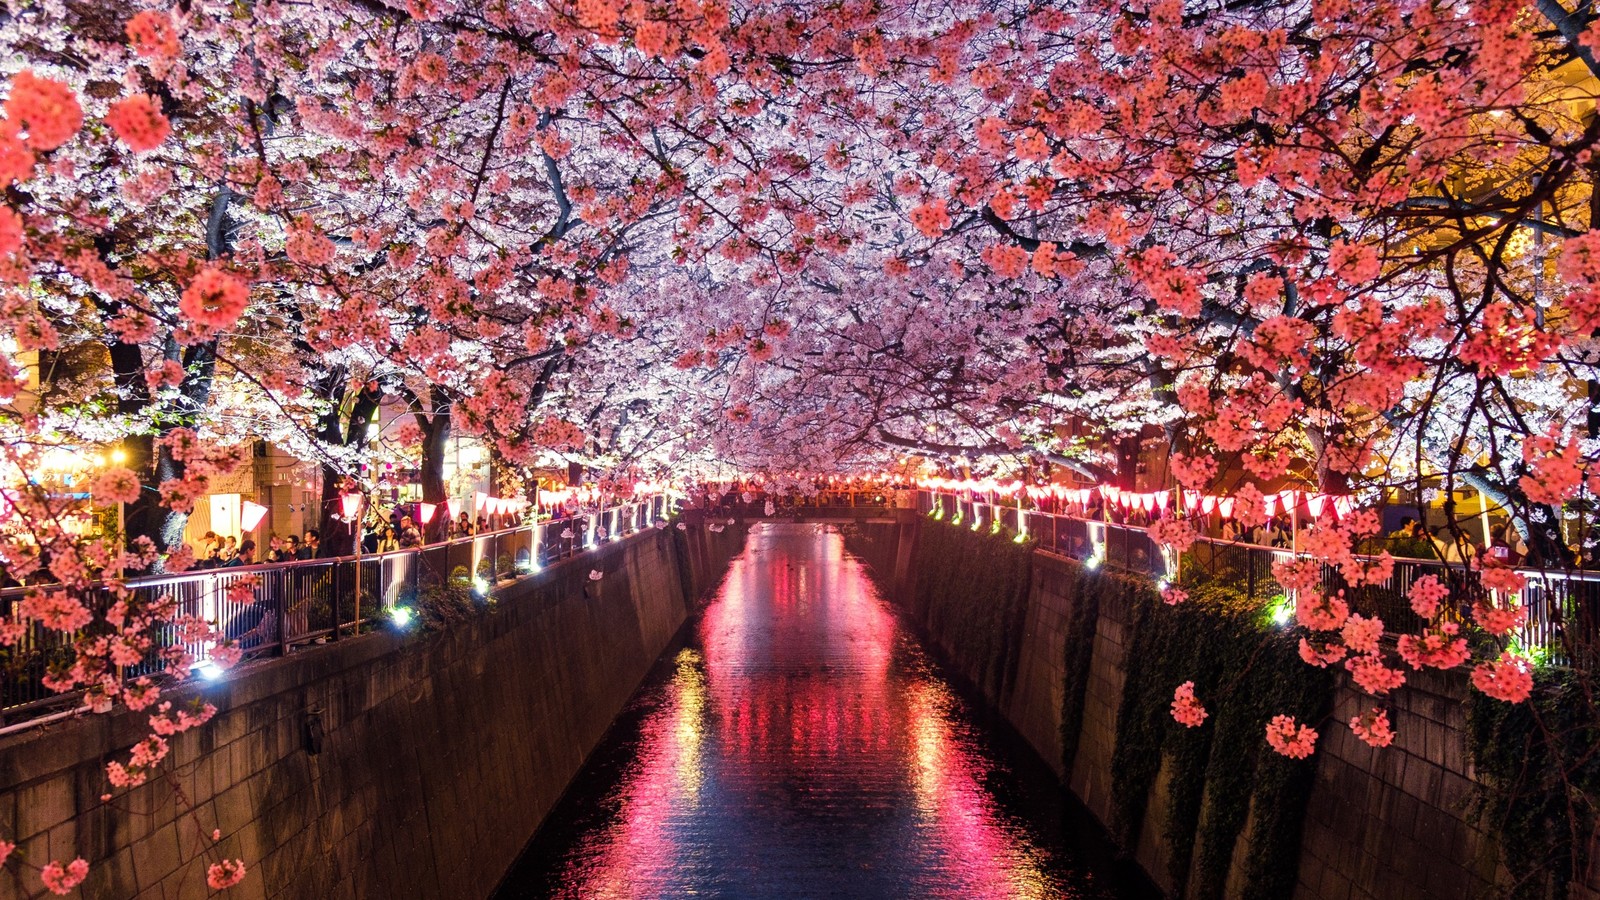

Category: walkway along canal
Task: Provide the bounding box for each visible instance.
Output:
[498,523,1154,899]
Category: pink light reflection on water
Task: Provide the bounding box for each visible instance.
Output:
[547,524,1067,899]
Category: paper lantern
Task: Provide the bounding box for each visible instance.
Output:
[1218,497,1235,519]
[1183,490,1200,510]
[1263,493,1279,517]
[1154,491,1170,512]
[1332,495,1354,518]
[240,501,268,532]
[339,493,363,519]
[1139,493,1155,513]
[447,498,462,520]
[1200,495,1217,515]
[418,502,437,525]
[475,491,489,514]
[1306,493,1328,518]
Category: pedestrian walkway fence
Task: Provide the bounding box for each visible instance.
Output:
[0,497,669,728]
[921,491,1600,670]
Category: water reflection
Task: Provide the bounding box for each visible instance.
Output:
[499,524,1146,899]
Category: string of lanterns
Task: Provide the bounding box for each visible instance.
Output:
[921,478,1358,521]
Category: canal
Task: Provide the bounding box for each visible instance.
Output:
[496,523,1155,899]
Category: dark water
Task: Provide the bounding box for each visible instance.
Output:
[496,524,1155,900]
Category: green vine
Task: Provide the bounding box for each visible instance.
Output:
[1467,670,1600,900]
[847,519,1033,702]
[1107,573,1331,898]
[1057,560,1104,775]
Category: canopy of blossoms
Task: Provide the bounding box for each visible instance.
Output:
[1,0,1598,891]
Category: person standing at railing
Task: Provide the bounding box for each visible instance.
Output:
[222,540,257,567]
[296,530,319,560]
[1487,523,1524,567]
[1430,526,1472,564]
[398,516,423,549]
[376,527,400,553]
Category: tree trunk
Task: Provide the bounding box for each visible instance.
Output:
[315,380,382,557]
[419,394,451,542]
[1114,434,1141,490]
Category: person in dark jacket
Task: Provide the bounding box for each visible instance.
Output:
[222,540,256,567]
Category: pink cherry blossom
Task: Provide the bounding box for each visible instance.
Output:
[1350,707,1395,748]
[1397,622,1471,671]
[1340,614,1383,656]
[1408,576,1450,620]
[39,858,89,895]
[1170,681,1208,728]
[5,71,81,150]
[1346,654,1406,696]
[1265,715,1318,759]
[178,267,250,334]
[207,859,247,890]
[1471,653,1535,704]
[105,95,170,152]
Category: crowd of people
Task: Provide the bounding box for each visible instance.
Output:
[193,506,531,569]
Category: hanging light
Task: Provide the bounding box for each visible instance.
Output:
[240,501,269,532]
[339,493,363,519]
[1306,494,1328,518]
[418,502,437,525]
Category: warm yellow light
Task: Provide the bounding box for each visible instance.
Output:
[110,449,127,464]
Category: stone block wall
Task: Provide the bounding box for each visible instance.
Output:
[0,524,747,900]
[1294,669,1498,900]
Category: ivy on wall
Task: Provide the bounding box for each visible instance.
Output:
[907,520,1034,701]
[1467,671,1600,900]
[846,519,1033,702]
[1104,573,1331,899]
[1057,561,1104,775]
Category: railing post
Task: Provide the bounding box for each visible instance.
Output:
[277,586,290,657]
[330,561,341,642]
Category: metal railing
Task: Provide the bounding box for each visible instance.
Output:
[920,491,1600,668]
[0,496,670,727]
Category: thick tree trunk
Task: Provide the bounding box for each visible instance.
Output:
[1114,434,1141,490]
[419,393,451,542]
[315,380,382,557]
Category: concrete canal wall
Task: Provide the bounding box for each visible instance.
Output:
[0,524,747,900]
[849,518,1578,900]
